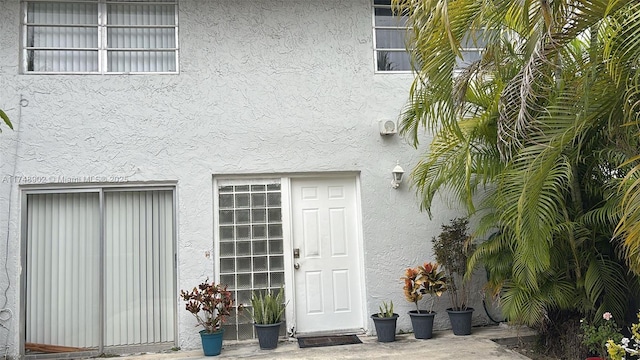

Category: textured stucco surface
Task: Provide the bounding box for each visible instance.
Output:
[0,0,493,357]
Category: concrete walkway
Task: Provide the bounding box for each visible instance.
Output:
[123,324,536,360]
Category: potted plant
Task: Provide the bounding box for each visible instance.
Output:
[402,262,447,339]
[370,301,398,342]
[580,312,623,360]
[249,287,286,350]
[432,217,475,335]
[180,279,235,356]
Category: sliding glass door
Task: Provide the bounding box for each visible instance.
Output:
[24,187,176,355]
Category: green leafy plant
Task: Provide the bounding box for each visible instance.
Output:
[392,0,640,334]
[377,301,394,318]
[402,262,447,313]
[581,312,623,358]
[250,287,286,325]
[432,218,472,311]
[180,279,235,333]
[607,311,640,360]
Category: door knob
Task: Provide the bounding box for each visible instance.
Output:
[294,263,300,270]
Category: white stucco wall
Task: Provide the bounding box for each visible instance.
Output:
[0,0,493,357]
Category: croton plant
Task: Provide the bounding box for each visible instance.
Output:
[180,278,235,334]
[402,262,448,313]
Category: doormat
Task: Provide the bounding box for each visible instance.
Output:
[297,334,362,348]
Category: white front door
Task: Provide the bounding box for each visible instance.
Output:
[290,176,364,334]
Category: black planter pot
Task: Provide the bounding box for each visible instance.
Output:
[446,308,474,335]
[408,310,436,339]
[254,322,282,350]
[371,313,399,342]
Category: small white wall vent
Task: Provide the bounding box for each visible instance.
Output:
[379,120,398,135]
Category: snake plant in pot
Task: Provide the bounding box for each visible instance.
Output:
[402,262,448,339]
[180,279,235,356]
[370,301,398,342]
[250,287,286,350]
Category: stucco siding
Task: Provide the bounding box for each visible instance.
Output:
[0,0,490,356]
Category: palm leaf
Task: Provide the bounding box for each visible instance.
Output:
[0,109,12,131]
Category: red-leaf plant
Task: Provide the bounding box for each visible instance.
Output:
[180,279,235,334]
[402,262,448,314]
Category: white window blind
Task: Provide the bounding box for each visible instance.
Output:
[26,192,101,349]
[24,0,178,74]
[25,188,176,355]
[104,190,175,346]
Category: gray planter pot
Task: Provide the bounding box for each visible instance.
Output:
[408,310,436,339]
[446,308,474,335]
[371,313,399,342]
[254,322,282,350]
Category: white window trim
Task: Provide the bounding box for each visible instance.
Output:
[372,0,413,74]
[21,0,180,75]
[372,0,489,74]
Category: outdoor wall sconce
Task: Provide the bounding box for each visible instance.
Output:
[391,161,405,189]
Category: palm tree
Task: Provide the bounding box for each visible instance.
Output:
[392,0,640,327]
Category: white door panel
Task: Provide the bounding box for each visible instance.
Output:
[291,177,363,334]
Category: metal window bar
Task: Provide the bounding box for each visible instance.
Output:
[22,0,178,74]
[372,0,412,72]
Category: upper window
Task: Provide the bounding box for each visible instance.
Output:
[22,0,178,74]
[457,30,488,68]
[373,0,411,72]
[372,0,487,72]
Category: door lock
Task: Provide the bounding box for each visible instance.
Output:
[293,248,300,259]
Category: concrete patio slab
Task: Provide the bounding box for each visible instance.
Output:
[122,324,536,360]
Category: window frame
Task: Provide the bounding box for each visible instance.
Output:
[372,0,489,73]
[21,0,180,75]
[372,0,412,74]
[213,178,289,341]
[19,183,179,358]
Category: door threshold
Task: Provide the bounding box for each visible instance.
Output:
[294,328,365,338]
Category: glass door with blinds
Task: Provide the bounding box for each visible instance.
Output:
[23,187,176,356]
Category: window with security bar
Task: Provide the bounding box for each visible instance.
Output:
[373,0,487,72]
[373,0,411,72]
[217,182,286,341]
[22,0,178,74]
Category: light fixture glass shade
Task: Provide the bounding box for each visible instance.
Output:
[391,162,404,189]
